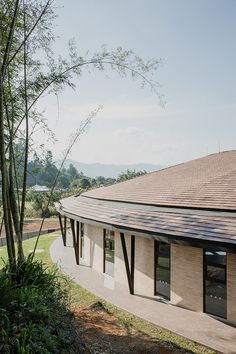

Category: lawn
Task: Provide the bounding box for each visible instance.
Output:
[0,232,215,354]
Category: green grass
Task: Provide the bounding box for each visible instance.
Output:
[0,232,59,268]
[0,232,215,354]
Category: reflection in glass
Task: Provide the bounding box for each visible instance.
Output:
[80,223,84,258]
[155,242,170,300]
[204,250,227,319]
[104,230,115,277]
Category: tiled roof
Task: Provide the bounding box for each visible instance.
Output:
[58,152,236,246]
[83,151,236,211]
[58,196,236,246]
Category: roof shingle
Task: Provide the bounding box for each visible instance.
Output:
[83,151,236,211]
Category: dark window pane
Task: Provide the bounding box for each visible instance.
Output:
[204,250,227,319]
[80,223,84,258]
[158,256,170,269]
[205,251,226,266]
[156,267,170,284]
[81,237,84,258]
[155,242,170,300]
[104,230,115,277]
[105,249,115,264]
[159,243,170,258]
[105,239,114,251]
[205,279,227,318]
[156,280,170,300]
[205,280,226,299]
[206,265,226,282]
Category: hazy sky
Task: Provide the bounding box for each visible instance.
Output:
[37,0,236,166]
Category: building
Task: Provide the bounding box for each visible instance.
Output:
[56,151,236,324]
[30,184,50,192]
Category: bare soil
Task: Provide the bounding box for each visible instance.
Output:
[0,218,60,237]
[73,302,190,354]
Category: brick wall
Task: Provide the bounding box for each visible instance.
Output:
[86,224,103,272]
[114,232,131,291]
[73,222,236,323]
[171,244,203,311]
[134,237,155,297]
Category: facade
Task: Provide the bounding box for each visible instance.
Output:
[56,151,236,325]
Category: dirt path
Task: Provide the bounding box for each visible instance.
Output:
[73,302,191,354]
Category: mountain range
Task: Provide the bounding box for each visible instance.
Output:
[56,160,164,178]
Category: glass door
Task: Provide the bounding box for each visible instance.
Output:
[155,241,171,300]
[104,230,115,277]
[204,250,227,319]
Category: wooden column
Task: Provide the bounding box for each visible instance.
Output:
[131,235,135,291]
[58,213,66,247]
[120,233,135,294]
[76,221,80,260]
[70,219,79,265]
[63,216,67,246]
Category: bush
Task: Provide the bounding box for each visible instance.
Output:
[0,259,84,353]
[27,191,61,219]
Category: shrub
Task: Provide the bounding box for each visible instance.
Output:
[0,259,84,353]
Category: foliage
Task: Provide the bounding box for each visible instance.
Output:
[27,190,61,218]
[0,258,84,354]
[117,169,147,182]
[70,177,91,190]
[27,152,81,189]
[0,0,161,265]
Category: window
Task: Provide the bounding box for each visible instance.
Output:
[80,223,84,258]
[104,230,115,277]
[204,250,227,318]
[155,241,170,300]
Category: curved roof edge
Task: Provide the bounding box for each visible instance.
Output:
[57,195,236,249]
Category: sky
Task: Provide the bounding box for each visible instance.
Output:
[37,0,236,167]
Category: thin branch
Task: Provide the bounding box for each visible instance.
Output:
[7,0,54,67]
[9,58,162,147]
[1,0,20,80]
[30,105,103,258]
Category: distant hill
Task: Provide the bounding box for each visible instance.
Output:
[56,160,164,178]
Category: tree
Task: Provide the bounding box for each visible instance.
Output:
[95,176,106,186]
[28,189,60,218]
[57,168,70,189]
[67,163,79,181]
[27,153,43,186]
[0,1,161,266]
[117,169,147,182]
[70,177,91,190]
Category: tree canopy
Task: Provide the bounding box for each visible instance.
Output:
[117,169,147,182]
